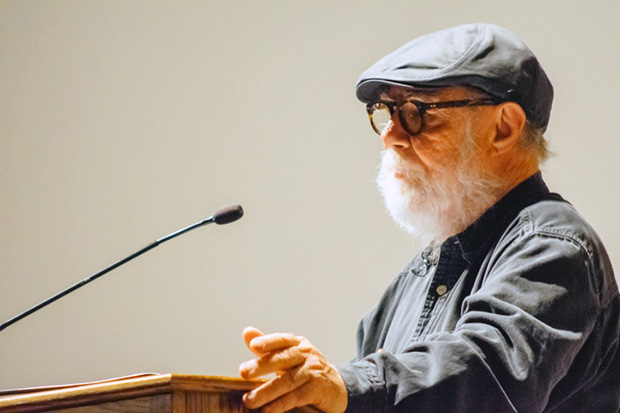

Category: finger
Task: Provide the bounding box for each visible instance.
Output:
[250,332,302,354]
[242,326,265,356]
[259,382,316,413]
[242,367,308,410]
[239,347,306,379]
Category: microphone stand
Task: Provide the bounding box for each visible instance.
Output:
[0,205,243,332]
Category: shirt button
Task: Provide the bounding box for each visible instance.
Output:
[436,285,448,296]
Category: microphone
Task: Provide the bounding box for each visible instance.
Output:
[0,204,244,332]
[212,204,244,225]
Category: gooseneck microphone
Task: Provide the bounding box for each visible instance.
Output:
[0,204,244,332]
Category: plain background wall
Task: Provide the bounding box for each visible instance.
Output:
[1,1,619,389]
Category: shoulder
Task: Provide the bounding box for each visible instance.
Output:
[494,198,617,307]
[496,198,606,257]
[520,200,600,247]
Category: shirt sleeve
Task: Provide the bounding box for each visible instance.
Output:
[338,229,602,412]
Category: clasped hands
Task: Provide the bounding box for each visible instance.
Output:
[239,326,348,413]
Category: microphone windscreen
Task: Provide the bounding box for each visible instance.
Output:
[213,204,244,225]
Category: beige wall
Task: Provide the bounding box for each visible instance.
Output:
[1,1,619,389]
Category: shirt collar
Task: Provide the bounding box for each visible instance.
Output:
[448,172,550,259]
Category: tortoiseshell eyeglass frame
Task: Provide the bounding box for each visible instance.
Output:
[366,98,502,136]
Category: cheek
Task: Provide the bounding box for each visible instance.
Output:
[411,131,462,170]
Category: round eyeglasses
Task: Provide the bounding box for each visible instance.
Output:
[366,98,502,136]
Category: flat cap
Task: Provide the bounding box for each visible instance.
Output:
[356,23,553,131]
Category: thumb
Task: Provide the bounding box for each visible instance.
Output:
[242,326,265,356]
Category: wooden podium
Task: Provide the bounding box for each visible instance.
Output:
[0,374,321,412]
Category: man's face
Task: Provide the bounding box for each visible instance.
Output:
[375,86,503,244]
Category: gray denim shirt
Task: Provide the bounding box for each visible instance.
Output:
[339,173,620,412]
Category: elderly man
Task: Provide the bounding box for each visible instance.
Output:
[239,23,620,412]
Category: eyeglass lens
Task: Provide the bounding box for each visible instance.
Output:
[371,102,422,136]
[400,102,422,135]
[370,103,391,133]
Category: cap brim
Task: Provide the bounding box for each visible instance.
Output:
[356,79,453,103]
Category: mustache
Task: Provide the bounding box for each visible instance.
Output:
[379,149,426,181]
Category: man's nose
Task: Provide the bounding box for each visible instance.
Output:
[381,117,412,150]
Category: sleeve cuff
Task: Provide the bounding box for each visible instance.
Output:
[338,359,386,412]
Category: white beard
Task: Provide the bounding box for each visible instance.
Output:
[376,139,503,245]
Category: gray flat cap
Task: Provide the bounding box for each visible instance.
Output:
[356,23,553,131]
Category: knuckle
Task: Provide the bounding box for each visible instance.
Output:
[305,353,323,368]
[264,351,282,364]
[280,368,297,385]
[276,333,297,346]
[307,368,326,383]
[266,347,292,365]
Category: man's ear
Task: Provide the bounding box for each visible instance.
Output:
[493,102,527,154]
